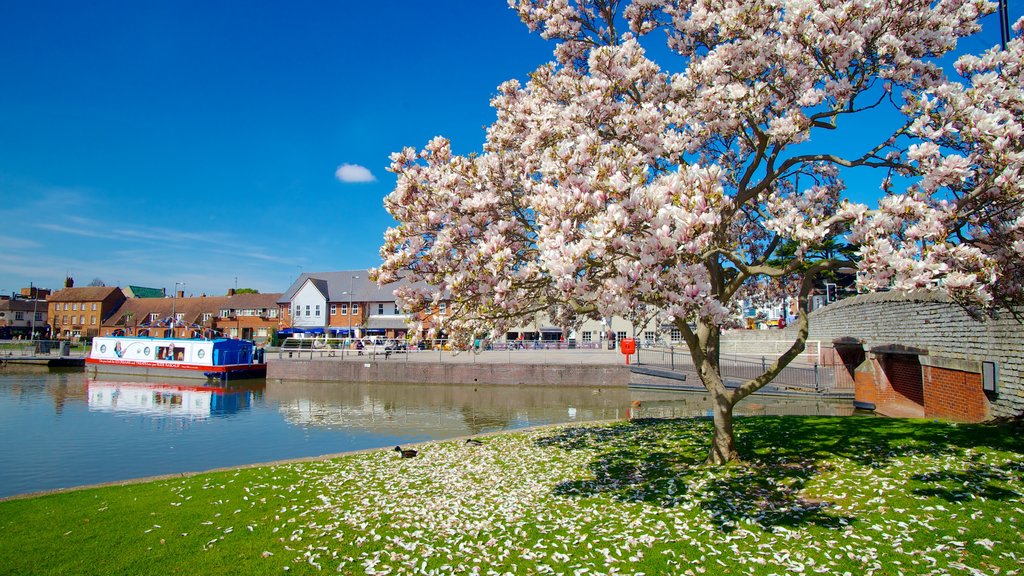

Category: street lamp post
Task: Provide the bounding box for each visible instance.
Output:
[349,275,359,339]
[172,282,185,338]
[29,281,37,341]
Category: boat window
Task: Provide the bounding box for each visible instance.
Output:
[156,346,186,361]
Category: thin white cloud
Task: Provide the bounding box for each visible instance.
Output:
[0,235,42,250]
[334,163,376,183]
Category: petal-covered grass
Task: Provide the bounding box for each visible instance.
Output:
[1,416,1022,575]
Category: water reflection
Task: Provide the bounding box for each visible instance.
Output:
[0,371,854,499]
[87,379,265,419]
[267,380,629,436]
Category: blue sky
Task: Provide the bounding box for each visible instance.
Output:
[0,2,1017,297]
[0,1,552,296]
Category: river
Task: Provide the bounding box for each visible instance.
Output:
[0,368,853,499]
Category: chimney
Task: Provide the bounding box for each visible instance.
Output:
[64,277,74,288]
[227,288,236,296]
[177,290,184,298]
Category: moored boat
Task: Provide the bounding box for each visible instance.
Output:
[86,336,266,380]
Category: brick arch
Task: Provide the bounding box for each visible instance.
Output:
[802,290,1017,421]
[872,347,926,410]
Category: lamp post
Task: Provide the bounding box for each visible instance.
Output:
[29,281,37,342]
[349,275,358,339]
[172,282,185,338]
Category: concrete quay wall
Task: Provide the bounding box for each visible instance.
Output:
[268,359,631,388]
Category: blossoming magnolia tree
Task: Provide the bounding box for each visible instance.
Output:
[373,0,1024,464]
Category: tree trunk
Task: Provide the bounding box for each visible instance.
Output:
[707,389,739,465]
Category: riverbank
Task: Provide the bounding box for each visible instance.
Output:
[2,416,1021,575]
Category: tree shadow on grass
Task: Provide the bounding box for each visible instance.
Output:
[911,455,1024,503]
[535,416,1024,533]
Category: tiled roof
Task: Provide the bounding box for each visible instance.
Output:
[49,286,124,302]
[104,293,283,327]
[278,270,414,304]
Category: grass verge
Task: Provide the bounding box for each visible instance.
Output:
[1,415,1022,575]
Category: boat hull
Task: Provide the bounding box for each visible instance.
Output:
[86,358,266,380]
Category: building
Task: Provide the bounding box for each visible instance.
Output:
[47,279,127,339]
[278,270,414,339]
[0,293,48,339]
[122,285,165,299]
[100,289,283,344]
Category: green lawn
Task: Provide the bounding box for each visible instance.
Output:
[1,416,1022,575]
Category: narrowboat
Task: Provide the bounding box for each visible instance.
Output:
[86,379,258,418]
[86,336,266,380]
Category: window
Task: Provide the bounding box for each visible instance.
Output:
[14,312,24,321]
[175,313,184,322]
[330,304,337,315]
[671,328,681,342]
[72,303,78,311]
[315,305,320,317]
[351,304,359,315]
[582,331,592,343]
[305,305,310,317]
[257,328,268,337]
[644,331,656,342]
[63,303,69,310]
[150,313,159,322]
[616,331,627,341]
[34,312,42,321]
[269,308,279,318]
[62,315,68,323]
[92,315,97,325]
[220,309,231,318]
[377,304,384,315]
[439,302,447,315]
[92,303,97,311]
[340,303,348,315]
[394,303,400,315]
[202,313,212,322]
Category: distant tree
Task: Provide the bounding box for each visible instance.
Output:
[87,278,105,287]
[234,288,260,294]
[374,0,1024,464]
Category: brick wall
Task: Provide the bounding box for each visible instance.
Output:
[882,354,925,406]
[794,290,1021,419]
[923,366,988,421]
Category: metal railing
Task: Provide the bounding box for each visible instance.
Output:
[275,337,608,362]
[0,339,92,359]
[637,345,854,394]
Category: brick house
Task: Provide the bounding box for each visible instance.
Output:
[278,270,422,339]
[48,279,127,339]
[0,292,48,339]
[101,290,283,344]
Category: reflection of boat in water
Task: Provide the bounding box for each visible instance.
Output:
[86,379,261,418]
[86,336,266,380]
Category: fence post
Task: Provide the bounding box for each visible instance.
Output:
[814,363,819,393]
[761,356,767,372]
[671,345,674,370]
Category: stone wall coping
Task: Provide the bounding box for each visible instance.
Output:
[919,355,982,374]
[808,289,953,320]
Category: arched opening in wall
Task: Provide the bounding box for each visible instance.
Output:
[832,338,865,381]
[872,345,927,412]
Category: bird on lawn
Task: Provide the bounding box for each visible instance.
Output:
[465,438,484,446]
[394,446,418,458]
